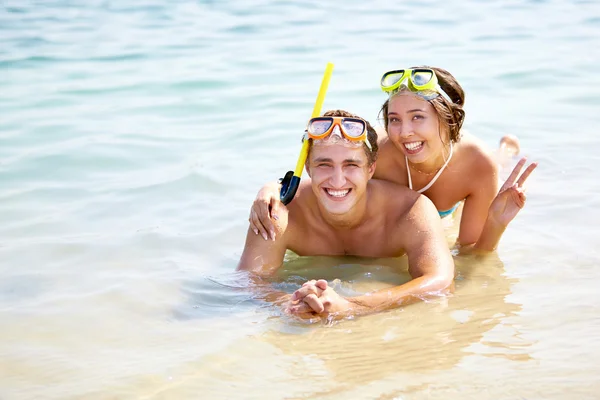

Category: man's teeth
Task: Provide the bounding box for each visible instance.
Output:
[326,189,350,197]
[405,142,423,150]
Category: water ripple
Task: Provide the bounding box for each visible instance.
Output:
[1,0,599,398]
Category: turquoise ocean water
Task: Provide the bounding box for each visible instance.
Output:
[1,1,600,399]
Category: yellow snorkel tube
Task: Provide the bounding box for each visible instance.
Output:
[280,62,334,205]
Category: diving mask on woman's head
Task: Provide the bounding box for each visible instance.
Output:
[305,116,372,150]
[380,68,453,103]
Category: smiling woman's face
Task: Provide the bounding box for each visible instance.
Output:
[386,92,448,165]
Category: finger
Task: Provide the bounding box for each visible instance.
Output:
[315,279,328,291]
[289,301,313,314]
[509,187,525,209]
[266,202,278,241]
[519,193,527,208]
[292,284,321,301]
[517,187,527,207]
[270,197,280,221]
[516,162,538,187]
[303,293,325,313]
[248,210,259,235]
[249,209,261,236]
[302,280,317,287]
[501,157,527,190]
[284,305,316,320]
[296,283,325,300]
[250,209,269,241]
[321,297,333,313]
[255,199,277,241]
[292,281,315,300]
[293,312,323,323]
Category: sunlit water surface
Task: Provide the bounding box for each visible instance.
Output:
[1,0,600,399]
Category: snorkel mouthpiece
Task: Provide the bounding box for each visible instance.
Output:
[279,171,298,206]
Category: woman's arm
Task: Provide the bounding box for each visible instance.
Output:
[248,181,283,241]
[472,158,538,252]
[458,157,537,253]
[457,154,499,246]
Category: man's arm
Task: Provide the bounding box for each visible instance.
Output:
[236,215,293,304]
[346,195,454,313]
[237,226,288,276]
[289,195,455,318]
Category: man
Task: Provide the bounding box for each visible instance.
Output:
[237,109,454,320]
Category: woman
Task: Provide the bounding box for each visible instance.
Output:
[249,66,537,252]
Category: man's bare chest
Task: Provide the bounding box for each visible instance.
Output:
[289,230,404,258]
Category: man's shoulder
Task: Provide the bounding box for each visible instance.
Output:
[287,179,313,208]
[368,179,422,218]
[369,179,419,200]
[387,192,440,239]
[367,180,439,249]
[282,180,314,226]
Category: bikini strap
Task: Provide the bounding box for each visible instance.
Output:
[405,155,413,190]
[406,142,454,194]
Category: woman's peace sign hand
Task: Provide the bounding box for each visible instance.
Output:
[488,157,538,227]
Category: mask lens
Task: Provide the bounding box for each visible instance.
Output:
[381,70,406,88]
[341,119,366,138]
[308,118,333,136]
[412,70,433,87]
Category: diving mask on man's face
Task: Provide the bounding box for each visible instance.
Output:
[305,116,372,150]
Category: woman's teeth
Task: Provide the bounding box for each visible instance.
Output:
[404,141,424,151]
[326,189,350,197]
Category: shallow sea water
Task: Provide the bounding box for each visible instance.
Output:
[1,0,600,399]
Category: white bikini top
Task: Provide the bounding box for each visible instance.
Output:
[406,142,454,194]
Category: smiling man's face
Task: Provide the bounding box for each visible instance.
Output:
[306,140,375,216]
